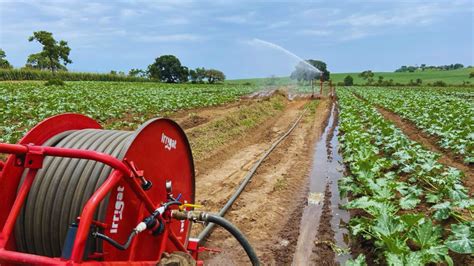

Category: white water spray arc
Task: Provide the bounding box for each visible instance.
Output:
[248,38,321,74]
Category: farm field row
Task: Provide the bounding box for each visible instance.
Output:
[0,81,256,143]
[351,86,474,163]
[337,89,473,265]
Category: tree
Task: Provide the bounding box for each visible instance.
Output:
[306,60,330,81]
[195,67,206,83]
[189,69,198,83]
[148,55,188,83]
[205,69,225,83]
[469,72,474,78]
[180,66,189,83]
[0,49,13,69]
[359,70,374,80]
[377,75,384,85]
[129,68,146,77]
[343,75,353,86]
[27,31,72,73]
[290,61,321,83]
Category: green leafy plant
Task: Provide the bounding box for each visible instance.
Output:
[337,89,472,265]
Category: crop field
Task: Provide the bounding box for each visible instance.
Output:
[338,87,473,265]
[0,81,255,143]
[353,87,474,163]
[331,68,474,85]
[1,1,472,265]
[1,81,473,264]
[0,81,472,265]
[231,68,474,86]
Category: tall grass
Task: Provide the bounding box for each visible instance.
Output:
[0,69,150,82]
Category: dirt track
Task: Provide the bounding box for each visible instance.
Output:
[177,96,331,264]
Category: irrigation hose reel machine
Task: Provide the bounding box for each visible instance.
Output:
[0,113,259,265]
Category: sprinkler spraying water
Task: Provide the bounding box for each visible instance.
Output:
[246,38,324,98]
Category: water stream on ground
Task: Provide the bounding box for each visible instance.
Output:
[292,102,350,265]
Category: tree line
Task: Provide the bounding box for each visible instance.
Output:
[340,69,473,87]
[0,31,225,83]
[395,64,467,73]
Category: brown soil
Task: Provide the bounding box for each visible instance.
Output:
[191,98,332,265]
[311,183,337,265]
[169,100,251,130]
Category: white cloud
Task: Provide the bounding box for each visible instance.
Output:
[217,15,248,24]
[216,11,256,24]
[266,21,290,29]
[164,17,190,25]
[329,2,469,28]
[302,8,340,18]
[137,34,203,42]
[298,29,331,36]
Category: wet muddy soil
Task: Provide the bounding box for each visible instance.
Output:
[190,97,332,265]
[293,102,350,266]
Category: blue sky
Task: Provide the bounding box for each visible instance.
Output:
[0,0,473,79]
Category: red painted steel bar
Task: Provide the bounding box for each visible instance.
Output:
[0,143,160,263]
[0,143,28,155]
[0,169,38,248]
[70,170,123,262]
[0,248,64,265]
[0,144,156,212]
[169,230,188,252]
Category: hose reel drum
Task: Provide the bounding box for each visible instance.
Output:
[0,113,195,262]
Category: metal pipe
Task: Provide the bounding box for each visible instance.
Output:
[70,170,122,262]
[0,169,38,248]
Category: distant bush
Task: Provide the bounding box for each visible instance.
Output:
[469,71,474,78]
[0,68,150,82]
[408,78,423,86]
[432,80,447,87]
[44,78,65,86]
[343,75,354,86]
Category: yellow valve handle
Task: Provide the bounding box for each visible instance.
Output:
[179,203,203,210]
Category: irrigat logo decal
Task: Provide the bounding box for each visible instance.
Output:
[161,133,177,151]
[110,186,125,234]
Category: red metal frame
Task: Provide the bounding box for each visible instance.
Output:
[0,142,196,265]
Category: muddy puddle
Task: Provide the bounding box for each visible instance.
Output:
[292,102,351,265]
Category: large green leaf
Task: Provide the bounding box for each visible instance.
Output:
[445,222,474,254]
[409,219,442,249]
[431,201,452,221]
[399,195,420,210]
[346,254,367,266]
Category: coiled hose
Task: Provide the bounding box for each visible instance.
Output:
[15,129,132,257]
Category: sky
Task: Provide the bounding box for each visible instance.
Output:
[0,0,473,79]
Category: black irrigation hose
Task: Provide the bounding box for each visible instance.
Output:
[15,129,132,257]
[204,214,260,266]
[197,107,308,242]
[93,231,137,251]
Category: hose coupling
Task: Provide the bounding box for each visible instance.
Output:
[171,210,207,223]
